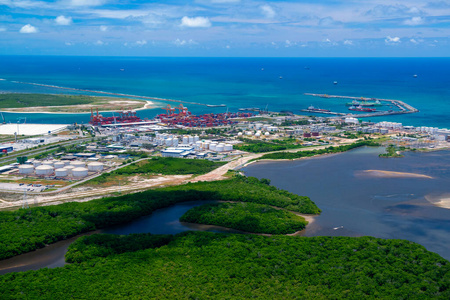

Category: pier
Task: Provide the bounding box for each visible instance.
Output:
[302,93,419,118]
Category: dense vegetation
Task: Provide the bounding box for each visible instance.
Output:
[115,157,226,175]
[65,233,173,263]
[260,140,380,160]
[0,93,94,108]
[235,138,304,153]
[379,145,405,158]
[1,232,449,299]
[0,176,319,260]
[180,202,308,234]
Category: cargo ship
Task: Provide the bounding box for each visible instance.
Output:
[348,105,376,112]
[206,104,226,107]
[307,105,330,112]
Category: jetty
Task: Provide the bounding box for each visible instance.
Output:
[302,93,419,118]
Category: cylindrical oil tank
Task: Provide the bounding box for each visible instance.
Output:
[63,160,71,166]
[194,135,200,142]
[188,136,194,144]
[88,162,104,172]
[42,161,54,166]
[165,138,173,146]
[216,144,225,152]
[54,162,65,169]
[55,168,68,177]
[182,136,189,144]
[19,164,34,174]
[210,143,218,151]
[35,165,53,175]
[224,144,233,151]
[172,138,179,147]
[65,165,75,174]
[71,161,85,168]
[72,167,88,177]
[32,160,42,167]
[203,142,210,150]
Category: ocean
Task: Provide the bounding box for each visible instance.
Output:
[0,56,449,127]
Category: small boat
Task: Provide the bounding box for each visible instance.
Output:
[413,74,418,78]
[333,81,338,85]
[346,100,382,107]
[279,76,283,79]
[261,68,264,71]
[120,69,125,71]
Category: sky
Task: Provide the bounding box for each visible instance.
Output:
[0,0,449,56]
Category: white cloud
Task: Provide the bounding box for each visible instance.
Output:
[135,40,147,46]
[285,40,296,47]
[261,5,275,18]
[181,16,211,28]
[173,38,197,46]
[94,40,104,46]
[410,38,419,44]
[19,24,38,33]
[385,36,401,44]
[69,0,107,6]
[100,25,108,32]
[211,0,240,3]
[225,45,230,49]
[343,40,353,45]
[65,42,73,46]
[404,16,424,26]
[55,15,72,26]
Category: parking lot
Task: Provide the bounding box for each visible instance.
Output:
[0,182,47,192]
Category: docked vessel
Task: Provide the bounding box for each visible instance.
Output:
[307,105,330,112]
[206,104,226,107]
[348,105,376,112]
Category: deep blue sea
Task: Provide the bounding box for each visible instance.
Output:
[0,56,449,127]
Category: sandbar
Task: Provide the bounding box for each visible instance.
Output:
[360,170,433,179]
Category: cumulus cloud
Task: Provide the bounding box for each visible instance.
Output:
[343,40,353,45]
[410,38,418,44]
[56,15,72,26]
[94,40,105,46]
[100,25,108,32]
[385,36,401,44]
[261,5,275,18]
[404,16,424,26]
[173,38,197,46]
[181,16,211,28]
[19,24,38,33]
[135,40,147,46]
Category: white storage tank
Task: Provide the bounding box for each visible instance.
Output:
[165,138,173,146]
[224,144,233,151]
[188,136,194,144]
[65,165,75,174]
[173,138,179,147]
[71,161,85,168]
[194,135,200,142]
[203,142,210,150]
[19,164,34,174]
[246,131,253,136]
[55,168,68,177]
[35,165,54,175]
[72,167,88,177]
[42,161,54,166]
[63,160,71,166]
[195,141,202,150]
[216,144,225,152]
[88,162,104,172]
[265,132,270,136]
[210,143,218,151]
[237,132,243,137]
[54,162,65,169]
[32,160,42,167]
[182,136,189,144]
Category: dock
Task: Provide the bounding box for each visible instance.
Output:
[302,93,419,118]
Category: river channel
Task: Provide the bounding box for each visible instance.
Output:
[0,200,242,275]
[243,146,450,260]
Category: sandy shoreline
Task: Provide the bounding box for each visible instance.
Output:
[0,100,155,114]
[360,170,433,179]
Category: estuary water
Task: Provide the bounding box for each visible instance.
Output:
[243,147,450,260]
[1,56,450,128]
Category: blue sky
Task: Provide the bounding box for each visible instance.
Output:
[0,0,449,56]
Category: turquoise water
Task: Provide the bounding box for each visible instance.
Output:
[0,56,449,127]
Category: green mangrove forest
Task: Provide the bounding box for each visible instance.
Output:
[1,232,449,299]
[180,202,308,234]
